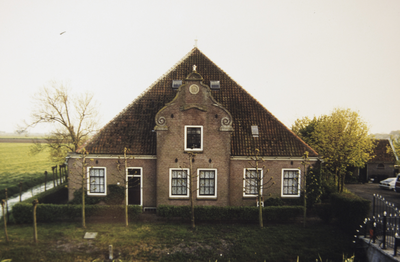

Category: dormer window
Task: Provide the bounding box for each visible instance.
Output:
[185,125,203,151]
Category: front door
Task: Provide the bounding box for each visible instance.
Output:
[127,168,142,205]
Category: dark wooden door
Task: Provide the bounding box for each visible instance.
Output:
[128,177,141,205]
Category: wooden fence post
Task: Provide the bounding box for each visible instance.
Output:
[5,188,8,222]
[33,199,38,244]
[1,200,9,243]
[44,171,47,191]
[52,166,56,187]
[19,182,22,202]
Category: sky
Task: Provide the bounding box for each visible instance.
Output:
[1,0,399,135]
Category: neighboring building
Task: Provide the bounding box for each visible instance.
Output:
[360,139,399,183]
[67,48,319,209]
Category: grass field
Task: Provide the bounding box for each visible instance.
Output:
[0,221,358,262]
[0,143,57,199]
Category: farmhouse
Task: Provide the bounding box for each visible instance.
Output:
[359,139,399,183]
[67,47,319,209]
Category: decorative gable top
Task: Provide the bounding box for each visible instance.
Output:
[82,48,318,157]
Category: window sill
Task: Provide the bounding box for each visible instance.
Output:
[87,193,107,196]
[184,150,203,153]
[169,196,190,200]
[281,195,301,198]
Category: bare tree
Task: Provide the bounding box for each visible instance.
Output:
[301,151,309,228]
[245,148,275,228]
[69,149,91,228]
[174,152,197,229]
[112,147,138,227]
[20,81,99,163]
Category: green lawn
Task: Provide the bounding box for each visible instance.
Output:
[0,143,57,199]
[0,221,357,262]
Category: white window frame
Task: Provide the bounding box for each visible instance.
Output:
[243,168,263,197]
[184,125,203,151]
[87,167,107,196]
[197,168,217,199]
[169,168,190,198]
[126,167,143,206]
[281,168,301,197]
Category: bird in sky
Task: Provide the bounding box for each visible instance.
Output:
[60,31,66,35]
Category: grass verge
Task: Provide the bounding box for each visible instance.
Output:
[0,221,357,262]
[0,143,57,199]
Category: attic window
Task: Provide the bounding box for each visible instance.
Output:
[185,125,203,151]
[172,80,182,90]
[210,81,220,90]
[251,126,259,138]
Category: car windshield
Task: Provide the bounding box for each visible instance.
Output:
[382,178,395,183]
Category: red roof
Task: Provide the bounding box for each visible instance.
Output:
[369,139,397,163]
[83,48,318,157]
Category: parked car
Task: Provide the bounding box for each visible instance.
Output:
[380,177,396,190]
[395,174,400,192]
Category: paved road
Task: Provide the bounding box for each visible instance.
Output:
[346,183,400,214]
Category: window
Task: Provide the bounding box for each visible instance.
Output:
[377,163,385,169]
[197,169,217,198]
[169,169,189,198]
[185,125,203,151]
[281,169,301,197]
[87,167,107,196]
[243,168,263,197]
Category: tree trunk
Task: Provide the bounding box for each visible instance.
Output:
[82,157,86,228]
[1,200,9,243]
[124,148,129,227]
[257,161,263,228]
[190,153,195,229]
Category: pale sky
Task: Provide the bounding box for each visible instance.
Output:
[1,0,399,135]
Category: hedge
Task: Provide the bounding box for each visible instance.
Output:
[157,205,304,223]
[12,203,142,224]
[321,193,370,232]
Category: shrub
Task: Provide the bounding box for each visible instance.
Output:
[12,203,142,224]
[157,205,304,223]
[330,193,370,232]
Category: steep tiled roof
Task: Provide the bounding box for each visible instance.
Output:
[369,139,397,163]
[83,48,318,157]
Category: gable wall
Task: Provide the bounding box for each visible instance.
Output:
[367,161,396,180]
[155,105,232,206]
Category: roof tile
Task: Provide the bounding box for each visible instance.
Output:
[83,48,317,157]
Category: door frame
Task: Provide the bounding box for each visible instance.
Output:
[126,167,143,206]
